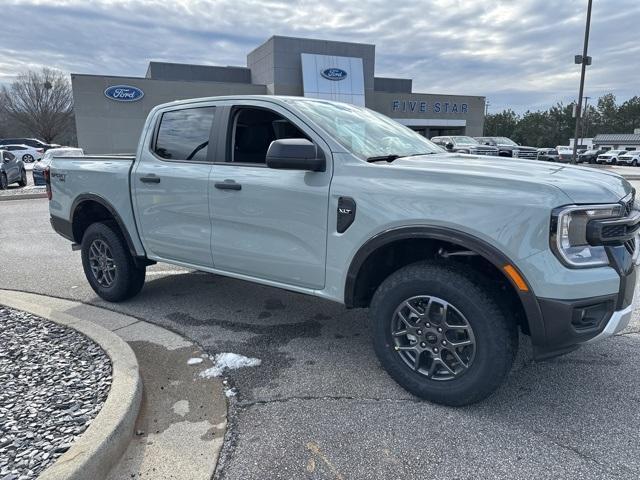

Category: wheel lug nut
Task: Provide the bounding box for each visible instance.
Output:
[417,330,423,335]
[441,340,447,346]
[433,347,439,353]
[420,342,426,348]
[425,323,431,327]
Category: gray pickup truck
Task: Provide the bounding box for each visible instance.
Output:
[48,96,639,406]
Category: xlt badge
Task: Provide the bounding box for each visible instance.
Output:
[337,197,356,233]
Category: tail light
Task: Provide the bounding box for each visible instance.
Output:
[44,166,52,200]
[37,148,44,153]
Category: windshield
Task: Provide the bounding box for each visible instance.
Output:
[452,136,479,145]
[287,99,443,159]
[492,137,518,146]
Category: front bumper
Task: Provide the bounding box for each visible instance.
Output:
[531,244,637,360]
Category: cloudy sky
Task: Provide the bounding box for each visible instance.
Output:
[0,0,638,113]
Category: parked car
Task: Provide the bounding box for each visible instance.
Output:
[597,150,628,165]
[537,148,559,162]
[431,135,498,156]
[617,150,640,167]
[0,138,58,151]
[0,149,27,189]
[578,148,605,164]
[33,147,84,185]
[48,96,639,406]
[430,136,499,156]
[474,136,538,159]
[555,147,574,163]
[2,144,44,163]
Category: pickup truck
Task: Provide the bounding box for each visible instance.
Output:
[48,95,640,406]
[475,136,539,160]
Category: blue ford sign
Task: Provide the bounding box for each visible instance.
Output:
[321,68,348,81]
[104,85,144,102]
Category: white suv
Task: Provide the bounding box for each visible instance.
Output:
[618,150,640,167]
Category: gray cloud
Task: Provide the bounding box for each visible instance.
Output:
[1,0,638,113]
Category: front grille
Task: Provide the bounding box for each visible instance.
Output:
[475,148,496,156]
[603,224,626,238]
[517,150,537,160]
[625,238,636,255]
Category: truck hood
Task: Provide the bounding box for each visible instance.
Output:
[391,153,632,204]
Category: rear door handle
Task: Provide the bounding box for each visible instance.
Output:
[215,181,241,191]
[140,175,160,184]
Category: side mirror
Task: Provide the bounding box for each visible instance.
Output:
[266,139,325,172]
[445,142,454,150]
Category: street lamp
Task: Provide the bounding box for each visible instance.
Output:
[571,0,593,164]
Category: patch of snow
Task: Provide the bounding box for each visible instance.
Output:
[172,400,189,417]
[187,357,203,365]
[224,388,237,398]
[199,352,261,378]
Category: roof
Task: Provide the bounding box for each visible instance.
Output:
[593,134,640,145]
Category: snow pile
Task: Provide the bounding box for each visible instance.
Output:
[199,352,262,378]
[187,357,203,365]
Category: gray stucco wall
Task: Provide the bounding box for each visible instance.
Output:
[145,62,252,83]
[72,74,266,154]
[369,92,486,136]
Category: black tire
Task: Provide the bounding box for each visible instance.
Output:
[370,261,518,406]
[18,169,27,187]
[0,173,7,190]
[23,154,34,163]
[633,160,638,167]
[81,222,146,302]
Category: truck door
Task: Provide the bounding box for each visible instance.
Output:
[132,104,217,267]
[209,102,331,289]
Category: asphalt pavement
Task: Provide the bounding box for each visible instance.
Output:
[2,197,640,479]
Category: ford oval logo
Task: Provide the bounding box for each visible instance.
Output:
[321,68,348,81]
[104,85,144,102]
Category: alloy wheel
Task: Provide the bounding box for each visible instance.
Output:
[23,154,34,163]
[88,239,117,287]
[391,295,476,381]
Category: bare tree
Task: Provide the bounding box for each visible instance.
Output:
[0,68,73,143]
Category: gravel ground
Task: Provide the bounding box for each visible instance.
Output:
[0,307,112,479]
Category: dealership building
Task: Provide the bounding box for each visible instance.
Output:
[72,36,486,153]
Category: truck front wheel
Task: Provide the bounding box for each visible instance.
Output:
[370,261,518,406]
[81,222,146,302]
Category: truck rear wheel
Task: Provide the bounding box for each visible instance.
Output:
[81,222,146,302]
[370,261,518,406]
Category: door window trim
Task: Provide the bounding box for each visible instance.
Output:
[215,104,323,168]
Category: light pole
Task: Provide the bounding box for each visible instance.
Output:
[571,0,593,164]
[581,96,591,147]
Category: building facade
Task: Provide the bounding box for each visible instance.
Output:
[592,134,640,151]
[72,36,485,153]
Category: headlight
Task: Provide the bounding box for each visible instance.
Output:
[551,204,623,267]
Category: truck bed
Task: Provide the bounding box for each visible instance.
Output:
[48,155,144,254]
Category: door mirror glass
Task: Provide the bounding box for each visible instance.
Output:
[266,139,325,172]
[445,142,454,150]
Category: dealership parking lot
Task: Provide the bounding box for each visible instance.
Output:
[2,197,640,479]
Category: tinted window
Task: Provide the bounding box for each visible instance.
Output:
[4,152,15,161]
[154,107,215,161]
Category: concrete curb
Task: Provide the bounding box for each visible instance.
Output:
[0,290,143,480]
[0,192,47,201]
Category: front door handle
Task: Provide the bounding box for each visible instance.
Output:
[140,175,160,184]
[215,181,241,191]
